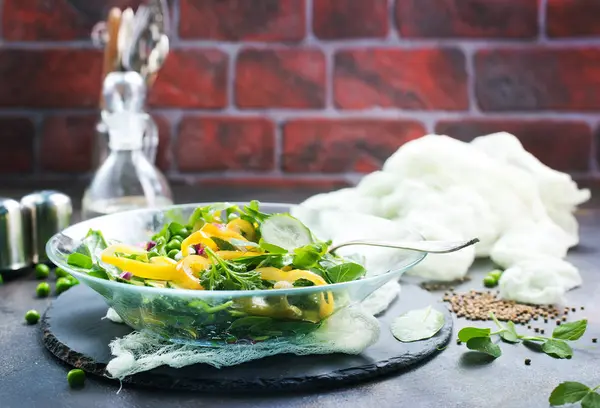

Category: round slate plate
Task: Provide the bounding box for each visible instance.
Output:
[42,284,452,392]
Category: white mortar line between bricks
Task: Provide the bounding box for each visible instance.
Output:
[589,123,598,173]
[225,44,241,110]
[460,43,480,115]
[387,0,400,41]
[171,0,181,42]
[304,0,315,43]
[272,119,283,174]
[538,0,549,42]
[165,110,183,175]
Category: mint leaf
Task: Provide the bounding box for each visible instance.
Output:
[549,382,590,405]
[458,327,491,343]
[391,306,445,342]
[542,339,573,359]
[466,336,502,358]
[582,392,600,408]
[552,319,588,341]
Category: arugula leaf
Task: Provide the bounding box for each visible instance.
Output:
[499,321,520,343]
[549,382,591,406]
[325,261,366,283]
[259,239,287,254]
[466,337,502,358]
[458,327,491,343]
[542,339,573,359]
[67,253,93,269]
[391,306,445,342]
[582,392,600,408]
[211,237,236,251]
[168,222,186,236]
[88,268,109,280]
[552,319,588,341]
[187,203,238,229]
[243,200,270,223]
[152,224,171,242]
[81,229,108,262]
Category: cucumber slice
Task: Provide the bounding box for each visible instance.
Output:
[260,214,313,251]
[167,281,186,289]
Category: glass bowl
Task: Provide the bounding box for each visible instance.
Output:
[46,203,426,346]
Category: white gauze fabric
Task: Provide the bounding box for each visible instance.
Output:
[299,133,589,304]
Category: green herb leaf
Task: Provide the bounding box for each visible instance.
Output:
[391,306,445,342]
[542,339,573,359]
[325,261,366,283]
[230,239,260,249]
[582,392,600,408]
[549,382,591,406]
[465,337,502,358]
[88,268,109,280]
[552,319,588,341]
[67,253,93,269]
[258,239,288,254]
[210,237,237,251]
[293,242,329,269]
[499,321,520,343]
[458,327,491,343]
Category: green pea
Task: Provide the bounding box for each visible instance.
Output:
[56,277,72,295]
[55,267,69,278]
[167,249,180,259]
[483,275,498,288]
[0,274,3,285]
[36,282,50,298]
[488,270,502,281]
[35,264,50,279]
[67,368,86,388]
[25,309,40,325]
[175,228,189,237]
[166,239,181,251]
[67,275,79,286]
[172,235,186,242]
[148,251,160,259]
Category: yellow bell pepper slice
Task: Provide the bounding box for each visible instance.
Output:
[226,219,256,241]
[178,255,211,277]
[216,251,262,260]
[180,231,218,256]
[256,267,335,318]
[201,223,246,241]
[101,244,178,281]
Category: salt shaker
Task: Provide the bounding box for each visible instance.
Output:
[20,191,72,264]
[0,197,30,271]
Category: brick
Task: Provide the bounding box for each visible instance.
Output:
[282,119,426,173]
[2,0,140,41]
[42,115,96,173]
[236,49,325,108]
[547,0,600,37]
[180,0,305,41]
[313,0,388,39]
[395,0,538,38]
[176,117,275,172]
[196,177,351,189]
[334,49,468,110]
[0,118,35,174]
[435,119,592,172]
[475,49,600,111]
[148,49,228,109]
[0,49,102,108]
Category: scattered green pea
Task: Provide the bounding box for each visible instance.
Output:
[166,239,181,251]
[25,309,40,324]
[0,274,3,285]
[488,270,502,281]
[175,228,189,237]
[483,275,498,288]
[36,282,51,297]
[67,368,86,388]
[55,267,69,278]
[167,249,179,259]
[56,277,72,294]
[172,235,186,242]
[35,264,50,279]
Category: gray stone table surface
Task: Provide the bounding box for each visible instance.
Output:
[1,186,599,408]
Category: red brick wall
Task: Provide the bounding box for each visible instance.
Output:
[2,0,600,189]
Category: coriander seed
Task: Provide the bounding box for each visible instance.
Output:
[593,338,597,343]
[524,359,531,366]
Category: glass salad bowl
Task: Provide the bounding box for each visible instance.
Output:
[46,203,426,346]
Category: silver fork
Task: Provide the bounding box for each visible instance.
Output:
[328,238,479,254]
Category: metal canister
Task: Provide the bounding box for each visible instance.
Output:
[0,197,30,270]
[20,191,72,263]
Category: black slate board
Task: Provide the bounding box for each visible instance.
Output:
[41,283,453,392]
